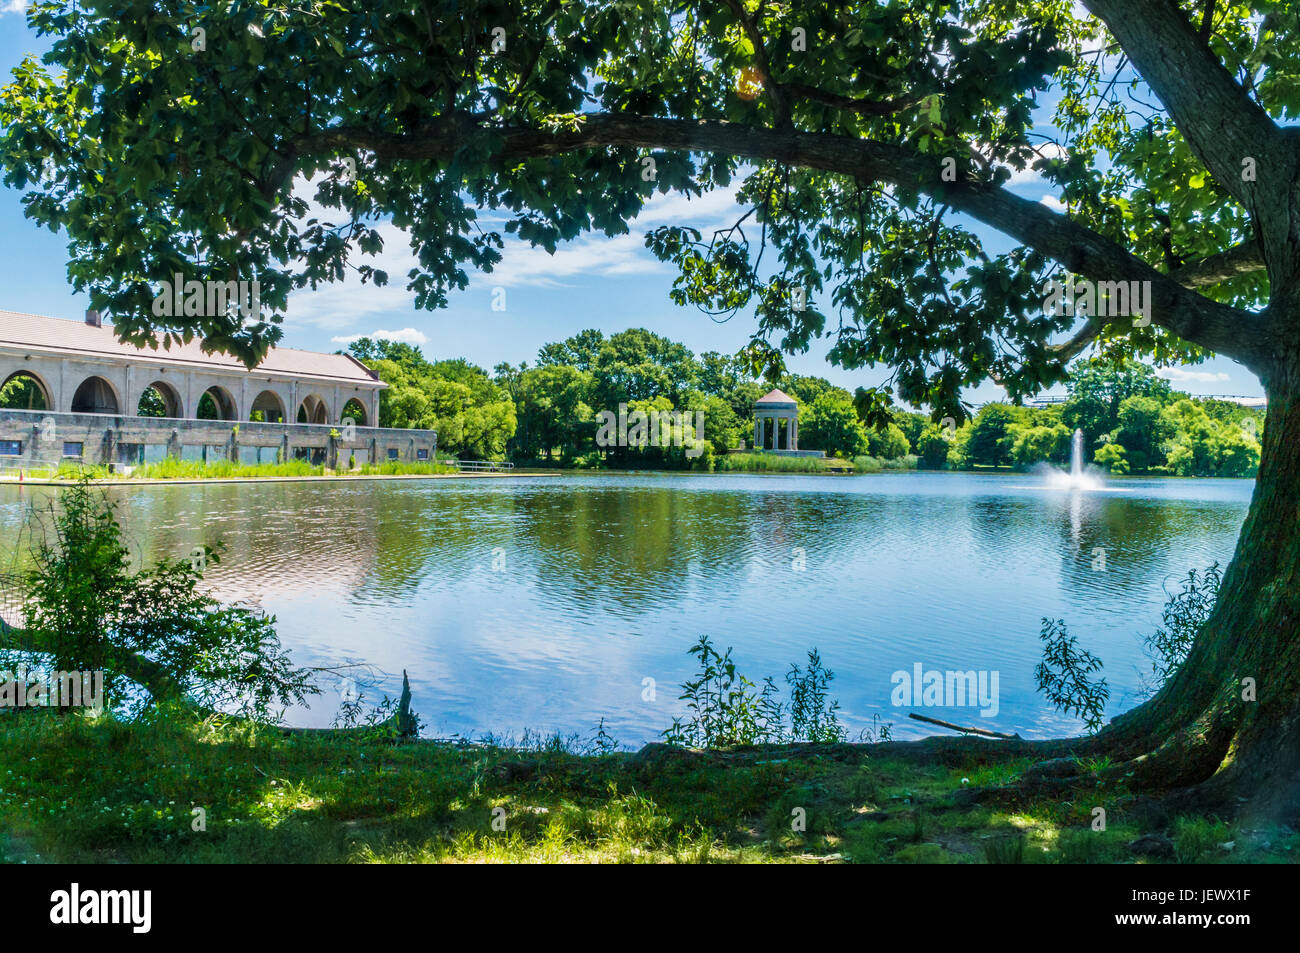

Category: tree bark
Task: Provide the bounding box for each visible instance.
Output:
[1096,358,1300,819]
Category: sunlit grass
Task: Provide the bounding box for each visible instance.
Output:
[0,713,1293,864]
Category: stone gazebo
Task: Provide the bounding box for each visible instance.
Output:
[752,389,824,456]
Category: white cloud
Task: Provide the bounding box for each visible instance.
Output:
[476,184,747,288]
[1000,144,1068,186]
[1040,194,1068,213]
[483,232,666,289]
[1157,367,1230,384]
[283,176,745,330]
[1,0,27,16]
[331,328,429,346]
[632,186,746,228]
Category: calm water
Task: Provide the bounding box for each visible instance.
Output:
[0,472,1253,744]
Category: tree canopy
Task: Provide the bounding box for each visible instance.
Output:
[1,0,1288,402]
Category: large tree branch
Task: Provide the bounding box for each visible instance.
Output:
[286,113,1269,371]
[1168,240,1264,288]
[1047,318,1102,362]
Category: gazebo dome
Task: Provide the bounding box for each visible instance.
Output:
[755,388,797,408]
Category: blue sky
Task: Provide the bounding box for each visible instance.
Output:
[0,5,1262,402]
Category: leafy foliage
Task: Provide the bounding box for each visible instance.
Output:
[938,359,1262,476]
[5,479,316,721]
[0,374,48,411]
[1144,563,1223,688]
[348,338,517,460]
[663,636,845,747]
[3,0,1279,405]
[1034,618,1109,733]
[801,391,870,458]
[786,649,847,743]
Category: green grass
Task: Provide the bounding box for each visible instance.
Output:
[714,453,918,474]
[2,712,1293,864]
[131,458,323,479]
[350,461,458,476]
[38,458,459,481]
[852,454,919,473]
[716,453,845,473]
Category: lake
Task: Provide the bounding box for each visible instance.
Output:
[0,471,1253,745]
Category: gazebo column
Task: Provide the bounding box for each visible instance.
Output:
[791,415,798,451]
[754,416,763,450]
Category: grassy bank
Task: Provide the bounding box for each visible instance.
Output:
[0,713,1291,864]
[713,453,918,473]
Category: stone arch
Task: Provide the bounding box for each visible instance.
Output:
[0,370,52,411]
[297,393,330,425]
[340,397,368,427]
[137,380,184,418]
[196,385,238,420]
[71,375,121,415]
[249,389,287,423]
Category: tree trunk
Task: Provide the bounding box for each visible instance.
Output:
[1096,364,1300,821]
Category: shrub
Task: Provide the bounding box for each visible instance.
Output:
[3,478,315,721]
[786,649,846,743]
[1094,442,1130,474]
[662,637,844,747]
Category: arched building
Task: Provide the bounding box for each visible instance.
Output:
[0,309,436,469]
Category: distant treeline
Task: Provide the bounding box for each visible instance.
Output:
[340,330,1263,478]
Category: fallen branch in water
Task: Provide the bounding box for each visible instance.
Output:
[908,712,1021,740]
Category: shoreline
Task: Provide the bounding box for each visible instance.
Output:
[0,470,563,487]
[0,467,1258,488]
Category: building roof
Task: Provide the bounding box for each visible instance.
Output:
[0,310,380,386]
[756,388,797,406]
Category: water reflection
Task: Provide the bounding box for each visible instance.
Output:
[0,472,1252,744]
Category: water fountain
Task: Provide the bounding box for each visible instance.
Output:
[1046,428,1102,490]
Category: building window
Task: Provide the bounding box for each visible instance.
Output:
[416,449,429,461]
[0,440,22,456]
[387,448,400,461]
[117,443,144,465]
[62,442,83,458]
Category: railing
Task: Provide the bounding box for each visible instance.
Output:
[0,459,67,480]
[448,460,515,472]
